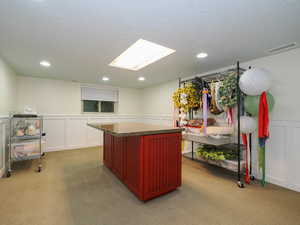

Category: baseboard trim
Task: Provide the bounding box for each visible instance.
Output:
[0,116,8,120]
[45,144,101,152]
[43,114,140,120]
[0,167,5,178]
[266,175,300,192]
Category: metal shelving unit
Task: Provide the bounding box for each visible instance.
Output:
[179,61,250,188]
[7,114,44,177]
[183,143,245,173]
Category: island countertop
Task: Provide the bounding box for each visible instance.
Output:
[87,122,182,136]
[88,122,182,201]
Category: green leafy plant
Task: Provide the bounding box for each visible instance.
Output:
[196,145,239,161]
[218,72,242,109]
[196,147,225,161]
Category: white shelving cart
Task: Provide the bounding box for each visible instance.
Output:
[7,114,44,177]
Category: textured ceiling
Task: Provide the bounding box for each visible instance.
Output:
[0,0,300,88]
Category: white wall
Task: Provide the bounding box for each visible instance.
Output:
[140,79,178,125]
[17,76,81,115]
[15,76,141,152]
[141,48,300,122]
[0,58,17,177]
[118,87,141,115]
[139,48,300,192]
[0,58,17,115]
[17,76,142,115]
[43,114,139,152]
[141,79,178,116]
[0,121,6,177]
[241,48,300,121]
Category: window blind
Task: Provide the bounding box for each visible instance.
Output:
[81,87,118,102]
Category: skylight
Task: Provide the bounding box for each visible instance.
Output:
[109,39,175,71]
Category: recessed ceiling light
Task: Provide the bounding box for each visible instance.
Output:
[102,76,109,81]
[196,52,208,58]
[40,60,51,67]
[109,39,176,71]
[138,76,145,81]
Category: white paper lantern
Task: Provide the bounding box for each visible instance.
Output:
[239,68,271,96]
[238,116,257,134]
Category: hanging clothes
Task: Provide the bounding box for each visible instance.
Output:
[215,81,224,112]
[258,91,269,187]
[226,108,234,125]
[209,82,223,115]
[191,77,206,109]
[242,134,251,184]
[202,89,209,135]
[258,92,269,139]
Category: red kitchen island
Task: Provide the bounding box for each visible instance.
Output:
[88,122,182,201]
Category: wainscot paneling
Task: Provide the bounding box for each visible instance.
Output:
[265,124,287,188]
[0,116,8,178]
[7,113,298,192]
[66,118,88,149]
[140,115,300,192]
[87,119,102,147]
[43,118,66,152]
[264,120,300,192]
[43,114,139,152]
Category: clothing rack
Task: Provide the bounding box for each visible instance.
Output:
[178,61,248,188]
[179,68,245,84]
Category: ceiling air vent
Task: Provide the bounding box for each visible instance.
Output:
[268,42,298,54]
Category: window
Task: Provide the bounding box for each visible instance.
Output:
[83,100,99,113]
[101,101,114,113]
[82,100,115,113]
[81,86,118,113]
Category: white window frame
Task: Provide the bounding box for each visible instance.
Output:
[81,100,117,114]
[80,85,119,114]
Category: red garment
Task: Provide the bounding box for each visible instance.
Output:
[227,108,234,125]
[258,92,269,138]
[242,134,250,184]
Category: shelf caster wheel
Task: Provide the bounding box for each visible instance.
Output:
[41,153,45,157]
[250,176,255,181]
[237,181,245,188]
[37,166,42,173]
[6,171,11,178]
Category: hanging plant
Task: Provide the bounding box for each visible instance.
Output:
[172,83,200,112]
[218,72,240,109]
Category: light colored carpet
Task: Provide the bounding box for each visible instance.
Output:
[0,147,299,225]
